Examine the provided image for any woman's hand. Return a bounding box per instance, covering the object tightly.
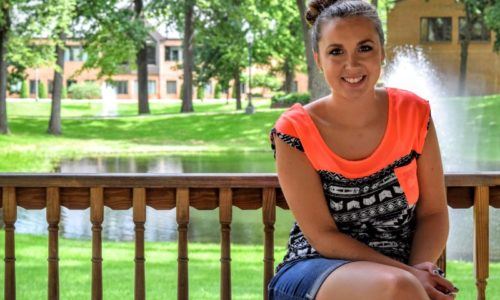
[410,262,458,299]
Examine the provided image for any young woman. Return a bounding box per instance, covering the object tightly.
[268,0,458,299]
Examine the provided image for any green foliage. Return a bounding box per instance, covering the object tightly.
[61,86,67,99]
[246,73,281,91]
[196,85,205,100]
[485,1,500,51]
[38,82,48,99]
[271,92,310,106]
[67,82,101,99]
[214,83,222,99]
[20,80,29,98]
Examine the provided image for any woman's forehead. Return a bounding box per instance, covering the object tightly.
[320,16,379,44]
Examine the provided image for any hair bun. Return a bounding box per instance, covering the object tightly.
[305,0,341,26]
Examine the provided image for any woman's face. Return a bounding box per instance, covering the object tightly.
[314,16,385,99]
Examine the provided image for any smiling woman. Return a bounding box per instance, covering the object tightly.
[267,0,458,300]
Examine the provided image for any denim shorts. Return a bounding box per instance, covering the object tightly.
[268,257,352,300]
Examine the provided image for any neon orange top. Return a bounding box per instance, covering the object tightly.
[270,87,431,270]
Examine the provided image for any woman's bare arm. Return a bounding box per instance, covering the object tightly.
[409,118,449,265]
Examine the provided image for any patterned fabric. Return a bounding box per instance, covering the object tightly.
[270,87,431,272]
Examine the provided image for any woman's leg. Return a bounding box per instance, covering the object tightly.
[315,261,430,300]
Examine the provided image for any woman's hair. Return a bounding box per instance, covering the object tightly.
[305,0,384,53]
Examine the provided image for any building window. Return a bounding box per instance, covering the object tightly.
[148,80,156,95]
[10,81,22,93]
[204,83,212,95]
[110,81,128,94]
[420,17,452,42]
[165,46,181,61]
[292,81,298,93]
[166,80,177,94]
[29,80,37,94]
[147,44,156,65]
[64,46,86,62]
[459,17,490,41]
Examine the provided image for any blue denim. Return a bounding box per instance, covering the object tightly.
[268,258,352,300]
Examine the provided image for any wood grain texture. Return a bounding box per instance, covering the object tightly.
[47,187,60,300]
[474,186,489,300]
[3,187,16,300]
[262,188,276,300]
[176,188,189,300]
[90,187,104,300]
[219,188,232,300]
[133,188,146,300]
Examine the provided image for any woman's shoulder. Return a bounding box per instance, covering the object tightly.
[274,103,309,135]
[387,87,430,108]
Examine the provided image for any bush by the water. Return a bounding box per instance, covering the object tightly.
[38,82,48,99]
[20,80,29,98]
[68,82,101,99]
[271,92,310,107]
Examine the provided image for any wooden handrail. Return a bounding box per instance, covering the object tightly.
[1,173,499,300]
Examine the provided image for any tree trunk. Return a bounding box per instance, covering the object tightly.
[0,2,10,134]
[181,0,195,113]
[48,32,65,135]
[371,0,378,9]
[295,0,330,101]
[459,4,473,96]
[135,0,150,114]
[283,59,295,94]
[234,70,241,110]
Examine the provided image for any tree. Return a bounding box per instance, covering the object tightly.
[458,0,499,95]
[135,0,150,114]
[0,1,12,134]
[295,0,330,101]
[181,0,195,112]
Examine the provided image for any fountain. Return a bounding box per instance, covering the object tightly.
[101,82,118,117]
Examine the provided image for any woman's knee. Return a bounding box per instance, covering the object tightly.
[315,261,429,300]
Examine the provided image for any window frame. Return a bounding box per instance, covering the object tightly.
[420,17,452,43]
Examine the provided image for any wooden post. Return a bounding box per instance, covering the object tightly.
[90,187,104,300]
[133,188,146,300]
[473,186,489,300]
[219,188,232,300]
[176,188,189,300]
[436,247,446,277]
[3,187,16,300]
[47,187,60,300]
[262,188,276,300]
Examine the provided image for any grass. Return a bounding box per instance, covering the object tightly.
[0,99,282,172]
[0,94,498,172]
[0,231,498,299]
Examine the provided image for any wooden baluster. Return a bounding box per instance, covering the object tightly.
[219,188,232,300]
[262,188,276,300]
[176,188,189,300]
[90,187,104,300]
[133,188,146,300]
[3,187,16,300]
[47,187,60,300]
[436,247,446,277]
[473,186,489,300]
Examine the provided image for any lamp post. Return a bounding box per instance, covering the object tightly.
[245,30,254,114]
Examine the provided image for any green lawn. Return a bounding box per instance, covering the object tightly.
[0,94,498,172]
[0,99,282,172]
[0,231,498,299]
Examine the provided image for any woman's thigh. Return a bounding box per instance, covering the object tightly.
[316,261,429,300]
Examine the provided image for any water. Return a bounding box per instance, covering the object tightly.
[4,46,500,262]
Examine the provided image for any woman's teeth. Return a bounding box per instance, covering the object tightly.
[343,76,364,84]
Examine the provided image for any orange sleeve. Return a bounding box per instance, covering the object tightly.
[415,99,431,155]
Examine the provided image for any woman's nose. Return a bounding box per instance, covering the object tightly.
[345,54,361,68]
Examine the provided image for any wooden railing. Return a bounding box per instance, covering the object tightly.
[0,173,499,300]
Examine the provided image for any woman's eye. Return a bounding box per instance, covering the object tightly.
[359,45,373,52]
[329,48,343,56]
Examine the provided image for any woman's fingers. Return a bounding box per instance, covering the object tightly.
[432,275,458,295]
[426,285,456,300]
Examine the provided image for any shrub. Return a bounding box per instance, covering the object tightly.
[61,86,68,99]
[68,82,101,99]
[214,83,222,99]
[271,92,310,108]
[196,85,205,100]
[38,82,48,99]
[20,80,29,98]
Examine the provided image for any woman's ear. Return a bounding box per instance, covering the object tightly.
[313,51,323,73]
